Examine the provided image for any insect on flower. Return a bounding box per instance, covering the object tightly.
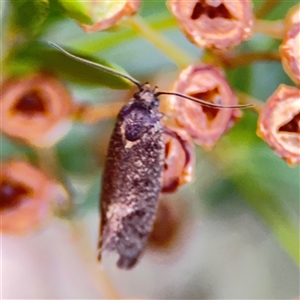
[50,43,252,269]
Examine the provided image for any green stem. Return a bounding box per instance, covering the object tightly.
[68,13,177,53]
[255,0,282,19]
[126,15,195,68]
[236,91,264,114]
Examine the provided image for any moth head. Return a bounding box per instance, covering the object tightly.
[134,83,160,110]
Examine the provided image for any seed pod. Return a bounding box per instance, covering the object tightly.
[167,64,242,149]
[162,125,195,193]
[280,22,300,85]
[0,73,73,147]
[284,3,300,29]
[167,0,253,49]
[0,160,67,235]
[79,0,140,33]
[257,85,300,165]
[98,84,165,269]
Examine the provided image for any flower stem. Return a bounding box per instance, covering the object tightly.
[236,91,264,114]
[70,13,176,53]
[255,0,282,19]
[254,19,286,39]
[74,101,124,124]
[68,218,121,299]
[126,15,195,68]
[220,51,281,68]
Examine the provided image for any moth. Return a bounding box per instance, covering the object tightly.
[51,43,252,269]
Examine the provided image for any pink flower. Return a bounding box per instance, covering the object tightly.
[162,125,195,193]
[1,160,67,235]
[257,85,300,166]
[280,22,300,84]
[0,73,74,147]
[80,1,140,33]
[167,64,241,149]
[167,0,253,49]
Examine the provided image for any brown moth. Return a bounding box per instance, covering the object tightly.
[99,84,165,268]
[50,43,252,269]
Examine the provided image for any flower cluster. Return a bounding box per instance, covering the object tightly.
[1,0,299,264]
[163,1,300,167]
[0,73,73,234]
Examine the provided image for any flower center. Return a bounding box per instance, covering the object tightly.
[189,88,220,121]
[0,179,32,212]
[191,0,233,20]
[13,89,47,116]
[278,111,300,134]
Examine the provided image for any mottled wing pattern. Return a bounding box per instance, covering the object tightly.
[98,103,164,269]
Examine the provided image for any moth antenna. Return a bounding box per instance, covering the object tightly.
[49,42,142,89]
[156,91,253,109]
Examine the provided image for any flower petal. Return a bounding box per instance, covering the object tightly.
[257,85,300,166]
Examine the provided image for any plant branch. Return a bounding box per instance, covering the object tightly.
[220,51,281,68]
[126,15,195,68]
[255,0,282,19]
[254,19,286,39]
[236,91,264,114]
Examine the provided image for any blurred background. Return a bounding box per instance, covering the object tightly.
[1,0,299,299]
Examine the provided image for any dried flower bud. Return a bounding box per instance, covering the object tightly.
[167,0,253,49]
[1,160,67,235]
[280,22,300,84]
[257,85,300,166]
[148,196,187,250]
[0,74,74,147]
[162,125,195,193]
[80,1,140,33]
[285,3,300,29]
[168,64,241,149]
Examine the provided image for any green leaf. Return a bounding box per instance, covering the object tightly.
[57,0,93,25]
[56,125,100,175]
[10,0,50,36]
[7,42,132,89]
[266,0,299,20]
[226,65,252,94]
[0,135,38,164]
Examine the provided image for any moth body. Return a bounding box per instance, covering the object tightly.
[49,42,253,270]
[99,84,165,269]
